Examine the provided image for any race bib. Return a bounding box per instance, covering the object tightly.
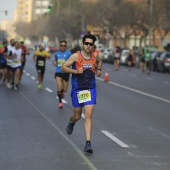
[38,60,44,66]
[7,61,12,65]
[77,90,91,103]
[58,59,65,67]
[14,60,20,64]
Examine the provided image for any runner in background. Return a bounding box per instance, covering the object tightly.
[93,45,101,58]
[33,43,50,89]
[0,39,8,85]
[10,41,22,90]
[20,38,30,82]
[144,49,151,74]
[53,40,72,109]
[6,39,15,88]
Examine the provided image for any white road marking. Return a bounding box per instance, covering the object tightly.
[96,77,170,104]
[45,87,53,93]
[101,130,129,148]
[31,76,36,80]
[129,73,136,77]
[56,96,67,103]
[163,81,170,85]
[26,73,30,76]
[23,70,26,73]
[145,77,153,81]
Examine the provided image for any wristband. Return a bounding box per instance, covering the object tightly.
[97,69,101,71]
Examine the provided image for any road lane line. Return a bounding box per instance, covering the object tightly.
[56,97,67,103]
[19,91,97,170]
[101,130,129,148]
[163,81,170,85]
[31,76,36,80]
[45,87,53,93]
[96,77,170,104]
[145,77,153,81]
[26,73,30,76]
[129,73,136,77]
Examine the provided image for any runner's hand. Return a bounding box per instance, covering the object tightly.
[96,70,101,77]
[76,67,83,74]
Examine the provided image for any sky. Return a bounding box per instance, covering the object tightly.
[0,0,17,23]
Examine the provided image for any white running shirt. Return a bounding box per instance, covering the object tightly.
[7,45,15,66]
[11,48,22,68]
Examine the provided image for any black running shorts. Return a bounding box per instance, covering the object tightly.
[55,73,70,82]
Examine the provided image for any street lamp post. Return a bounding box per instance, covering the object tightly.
[148,0,153,46]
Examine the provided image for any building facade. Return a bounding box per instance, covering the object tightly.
[14,0,51,23]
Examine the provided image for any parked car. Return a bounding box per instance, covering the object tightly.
[157,51,170,73]
[96,43,104,52]
[101,48,115,62]
[120,49,130,64]
[106,48,116,63]
[150,51,164,71]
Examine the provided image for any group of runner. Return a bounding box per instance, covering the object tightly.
[32,34,102,154]
[1,34,102,154]
[0,38,29,90]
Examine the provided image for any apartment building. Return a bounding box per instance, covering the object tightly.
[14,0,51,23]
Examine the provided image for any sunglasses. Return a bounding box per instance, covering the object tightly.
[60,44,66,47]
[84,42,93,46]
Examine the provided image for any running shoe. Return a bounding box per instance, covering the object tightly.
[58,102,63,109]
[66,118,75,135]
[7,83,11,89]
[84,142,93,154]
[14,84,19,91]
[37,84,43,89]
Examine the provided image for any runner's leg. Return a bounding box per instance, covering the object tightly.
[84,105,94,141]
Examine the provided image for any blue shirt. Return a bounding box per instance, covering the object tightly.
[0,53,6,64]
[55,50,72,73]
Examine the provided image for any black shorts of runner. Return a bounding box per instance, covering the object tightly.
[0,63,7,69]
[36,66,45,75]
[21,61,25,68]
[55,73,70,82]
[6,65,11,70]
[114,58,120,61]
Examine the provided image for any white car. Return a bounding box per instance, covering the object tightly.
[120,49,130,64]
[101,48,115,62]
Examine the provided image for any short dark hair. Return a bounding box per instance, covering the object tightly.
[82,34,97,44]
[60,40,67,44]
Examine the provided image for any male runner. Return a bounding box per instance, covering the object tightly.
[61,34,102,154]
[0,39,8,85]
[10,41,22,90]
[53,40,72,109]
[20,39,30,81]
[6,39,15,88]
[33,43,50,89]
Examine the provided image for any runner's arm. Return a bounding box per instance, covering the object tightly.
[32,52,36,63]
[52,54,57,66]
[61,53,83,74]
[45,51,51,59]
[94,52,102,77]
[26,47,30,55]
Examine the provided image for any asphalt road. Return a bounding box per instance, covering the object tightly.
[0,51,170,170]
